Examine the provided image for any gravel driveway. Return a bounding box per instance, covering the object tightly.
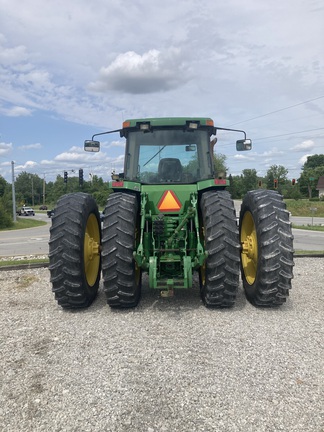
[1,258,323,432]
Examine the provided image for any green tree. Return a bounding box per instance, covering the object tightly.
[14,172,43,206]
[0,202,13,229]
[227,174,243,199]
[298,154,324,198]
[182,152,227,179]
[214,153,228,177]
[281,180,302,199]
[302,154,324,169]
[0,175,8,197]
[266,165,288,192]
[241,169,258,195]
[46,175,67,204]
[88,175,112,207]
[0,178,13,229]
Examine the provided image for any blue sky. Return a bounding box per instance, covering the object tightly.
[0,0,324,183]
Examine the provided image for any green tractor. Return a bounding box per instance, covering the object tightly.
[49,117,294,309]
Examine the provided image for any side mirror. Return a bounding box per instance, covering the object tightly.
[84,140,100,152]
[185,144,196,152]
[236,139,252,151]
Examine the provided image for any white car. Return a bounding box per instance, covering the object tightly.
[17,206,35,216]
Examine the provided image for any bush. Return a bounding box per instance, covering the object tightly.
[0,202,13,229]
[92,190,113,208]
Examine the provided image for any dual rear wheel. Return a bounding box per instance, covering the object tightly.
[199,189,294,307]
[49,192,141,309]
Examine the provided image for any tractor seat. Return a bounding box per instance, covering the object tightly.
[158,158,183,182]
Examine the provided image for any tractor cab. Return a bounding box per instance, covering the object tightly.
[120,118,215,184]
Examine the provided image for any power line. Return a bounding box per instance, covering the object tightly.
[227,95,324,127]
[252,128,324,141]
[216,128,324,147]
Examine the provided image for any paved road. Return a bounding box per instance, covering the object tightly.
[0,212,323,256]
[0,214,51,257]
[291,215,324,226]
[233,200,324,251]
[293,228,324,251]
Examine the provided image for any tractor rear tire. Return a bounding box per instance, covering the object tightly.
[200,190,240,307]
[239,190,294,306]
[49,193,101,309]
[101,192,141,308]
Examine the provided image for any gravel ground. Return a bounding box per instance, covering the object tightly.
[0,258,323,432]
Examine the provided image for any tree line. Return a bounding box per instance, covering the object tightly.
[226,154,324,200]
[0,154,323,229]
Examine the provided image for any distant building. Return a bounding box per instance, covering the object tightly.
[316,176,324,199]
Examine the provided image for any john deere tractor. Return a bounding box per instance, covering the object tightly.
[49,117,294,309]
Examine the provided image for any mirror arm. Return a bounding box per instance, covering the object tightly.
[91,129,122,140]
[215,126,247,139]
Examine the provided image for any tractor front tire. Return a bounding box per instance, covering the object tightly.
[101,192,141,308]
[239,190,294,306]
[200,191,240,307]
[49,193,101,309]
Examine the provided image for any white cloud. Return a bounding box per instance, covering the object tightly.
[234,154,253,160]
[0,141,13,156]
[104,140,125,149]
[260,147,284,157]
[298,154,314,166]
[0,40,28,66]
[55,151,87,162]
[53,146,116,165]
[5,106,32,117]
[290,140,315,152]
[89,48,190,94]
[18,143,42,150]
[18,70,52,89]
[15,160,38,171]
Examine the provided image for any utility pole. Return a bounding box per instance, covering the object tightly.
[31,175,34,207]
[11,161,16,222]
[43,175,46,205]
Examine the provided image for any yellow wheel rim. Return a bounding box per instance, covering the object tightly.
[240,211,258,285]
[84,213,100,287]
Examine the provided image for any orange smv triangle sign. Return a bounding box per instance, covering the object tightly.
[158,190,182,212]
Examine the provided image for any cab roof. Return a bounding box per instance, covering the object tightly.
[122,117,214,129]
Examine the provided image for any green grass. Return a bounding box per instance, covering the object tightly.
[285,199,324,217]
[294,250,324,255]
[292,224,324,231]
[0,257,49,267]
[0,218,47,231]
